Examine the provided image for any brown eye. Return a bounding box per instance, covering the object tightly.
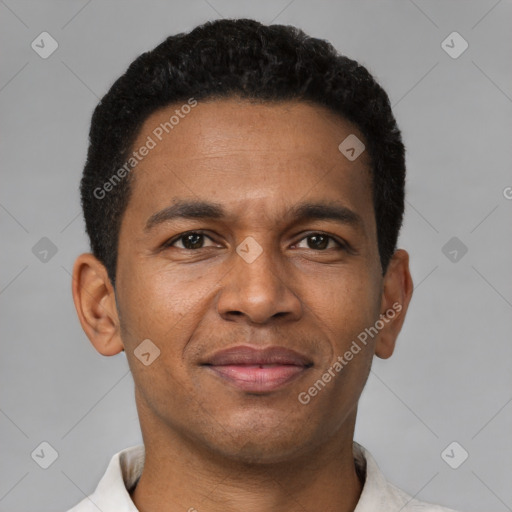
[166,232,216,250]
[295,233,343,251]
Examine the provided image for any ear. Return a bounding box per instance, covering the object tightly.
[71,253,124,356]
[375,249,413,359]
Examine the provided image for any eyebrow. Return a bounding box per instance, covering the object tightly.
[144,199,363,232]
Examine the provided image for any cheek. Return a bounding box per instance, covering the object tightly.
[116,259,218,348]
[303,280,377,409]
[303,269,381,397]
[117,266,206,409]
[309,267,381,334]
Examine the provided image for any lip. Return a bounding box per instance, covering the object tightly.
[202,346,313,393]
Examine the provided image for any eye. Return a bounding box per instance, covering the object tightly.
[294,233,345,251]
[164,231,217,250]
[163,231,347,252]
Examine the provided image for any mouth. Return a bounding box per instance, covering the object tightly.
[202,345,313,393]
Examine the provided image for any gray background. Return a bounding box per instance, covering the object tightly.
[1,1,511,511]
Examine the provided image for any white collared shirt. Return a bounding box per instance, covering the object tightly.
[66,442,459,511]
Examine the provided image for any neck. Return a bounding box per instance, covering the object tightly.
[130,411,364,512]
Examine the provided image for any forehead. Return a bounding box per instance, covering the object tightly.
[134,98,369,162]
[124,98,374,230]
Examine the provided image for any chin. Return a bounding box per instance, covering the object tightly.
[200,417,315,466]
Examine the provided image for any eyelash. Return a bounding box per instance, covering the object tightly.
[163,231,347,251]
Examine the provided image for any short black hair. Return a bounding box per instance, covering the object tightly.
[81,18,405,286]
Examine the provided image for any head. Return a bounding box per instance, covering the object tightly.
[73,19,413,464]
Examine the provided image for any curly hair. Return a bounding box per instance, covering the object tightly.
[80,18,405,286]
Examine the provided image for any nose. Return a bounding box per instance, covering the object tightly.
[216,241,302,325]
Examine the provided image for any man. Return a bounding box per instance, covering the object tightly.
[69,18,459,512]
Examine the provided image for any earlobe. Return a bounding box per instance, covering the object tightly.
[375,249,414,360]
[71,253,124,356]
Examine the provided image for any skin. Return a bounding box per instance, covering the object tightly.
[72,98,413,512]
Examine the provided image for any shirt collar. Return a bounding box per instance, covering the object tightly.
[81,445,144,511]
[73,441,449,512]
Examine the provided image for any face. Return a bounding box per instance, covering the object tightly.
[74,98,412,464]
